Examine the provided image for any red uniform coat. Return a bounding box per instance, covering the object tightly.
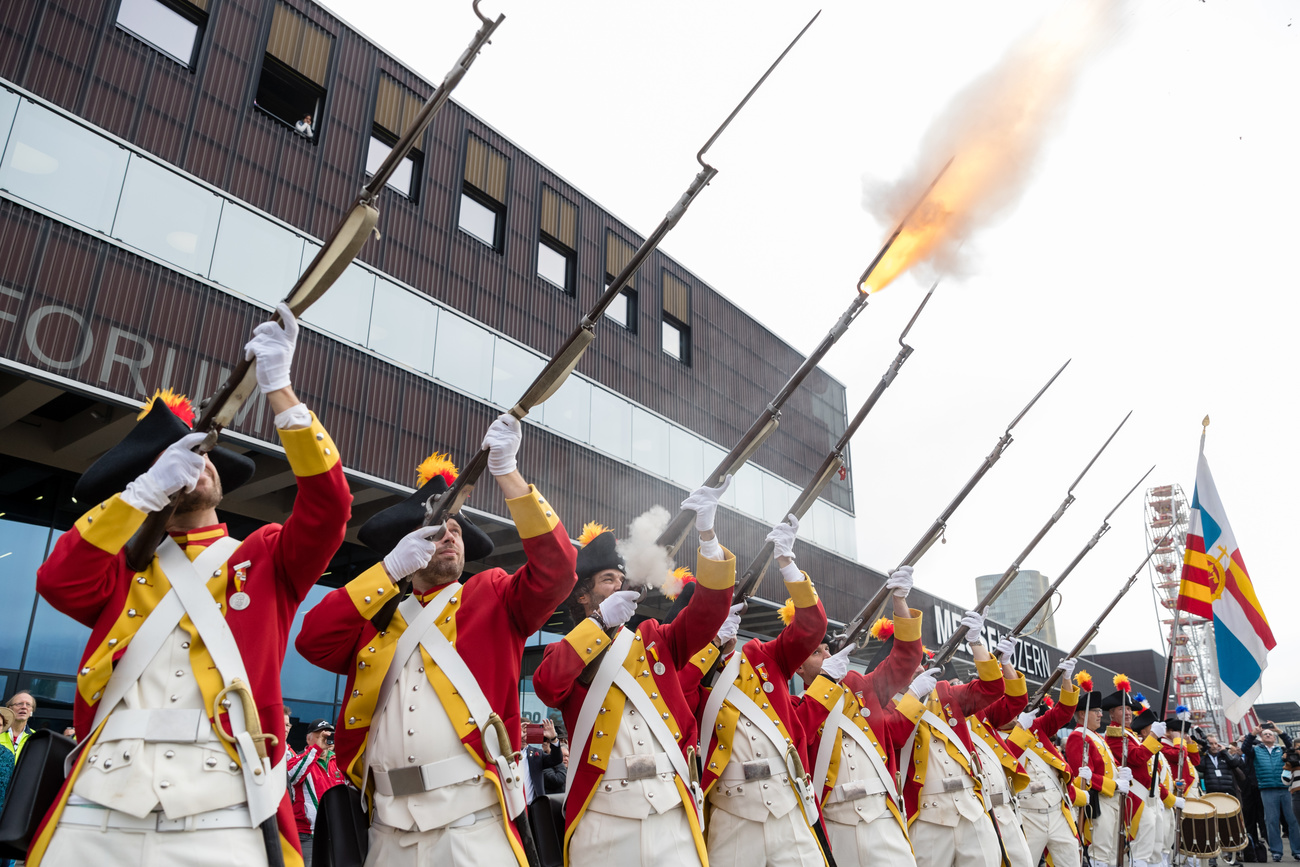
[1064,727,1119,798]
[1105,727,1164,837]
[968,672,1031,794]
[31,414,350,867]
[1161,737,1200,794]
[295,485,575,866]
[1004,685,1088,833]
[532,548,735,865]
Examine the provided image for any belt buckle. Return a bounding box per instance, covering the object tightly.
[743,759,773,781]
[387,765,426,797]
[1029,782,1048,794]
[990,791,1006,806]
[624,755,658,781]
[943,777,965,793]
[155,814,187,833]
[840,780,868,801]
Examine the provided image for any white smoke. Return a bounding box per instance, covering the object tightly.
[617,506,675,591]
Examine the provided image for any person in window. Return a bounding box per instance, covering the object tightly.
[1,692,35,758]
[295,114,314,139]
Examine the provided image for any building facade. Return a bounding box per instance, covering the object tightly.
[976,568,1058,646]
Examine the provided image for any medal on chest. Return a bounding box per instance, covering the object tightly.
[756,662,775,693]
[229,560,252,610]
[646,640,666,676]
[944,702,958,728]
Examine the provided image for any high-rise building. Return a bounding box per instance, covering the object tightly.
[975,569,1057,646]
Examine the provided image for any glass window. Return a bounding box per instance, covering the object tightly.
[811,500,837,550]
[280,584,343,704]
[761,471,791,525]
[458,193,498,248]
[543,376,590,443]
[661,320,683,360]
[26,597,91,676]
[491,338,546,415]
[433,312,494,398]
[0,519,50,669]
[367,278,438,372]
[605,288,630,329]
[302,259,374,345]
[732,463,763,518]
[834,509,858,560]
[116,0,201,67]
[0,87,20,149]
[589,388,632,461]
[366,136,416,199]
[114,155,223,275]
[208,204,306,305]
[668,427,703,489]
[0,102,130,234]
[537,240,570,292]
[630,407,670,479]
[701,444,733,507]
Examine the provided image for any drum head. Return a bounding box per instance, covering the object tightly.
[1204,793,1242,817]
[1183,798,1217,818]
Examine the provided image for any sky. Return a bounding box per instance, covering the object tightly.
[319,0,1300,708]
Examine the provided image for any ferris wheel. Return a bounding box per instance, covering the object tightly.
[1144,484,1225,736]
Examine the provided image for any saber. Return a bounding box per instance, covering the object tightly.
[656,158,955,557]
[833,359,1069,652]
[732,282,937,602]
[1003,461,1153,642]
[125,0,505,570]
[928,411,1132,667]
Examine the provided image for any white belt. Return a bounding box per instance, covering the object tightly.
[98,709,211,744]
[604,753,674,782]
[60,804,253,833]
[923,774,975,795]
[719,756,786,784]
[1130,781,1150,799]
[372,753,483,797]
[449,807,498,829]
[826,775,888,804]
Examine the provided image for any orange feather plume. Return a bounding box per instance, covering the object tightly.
[1112,673,1131,692]
[870,618,895,640]
[415,452,458,488]
[778,598,796,626]
[577,521,612,547]
[137,388,195,427]
[1074,669,1094,691]
[661,567,695,601]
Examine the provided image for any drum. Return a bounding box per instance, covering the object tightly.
[1204,792,1248,852]
[1180,798,1220,858]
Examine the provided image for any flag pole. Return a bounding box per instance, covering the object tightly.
[1160,417,1208,720]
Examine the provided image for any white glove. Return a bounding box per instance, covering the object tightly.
[383,525,442,579]
[1115,766,1133,783]
[482,413,522,476]
[597,589,640,629]
[1115,778,1131,795]
[821,645,854,682]
[1017,710,1038,731]
[681,476,731,533]
[1150,721,1168,738]
[766,514,800,559]
[122,431,208,511]
[244,303,298,393]
[1057,657,1077,679]
[716,603,744,644]
[1175,796,1186,810]
[995,635,1019,664]
[885,565,914,599]
[959,609,986,646]
[1079,766,1093,785]
[908,667,941,699]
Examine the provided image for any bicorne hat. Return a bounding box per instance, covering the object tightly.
[357,452,494,562]
[575,523,625,584]
[74,390,255,506]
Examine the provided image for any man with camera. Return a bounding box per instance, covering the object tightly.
[1198,732,1243,800]
[1243,722,1300,862]
[288,719,346,863]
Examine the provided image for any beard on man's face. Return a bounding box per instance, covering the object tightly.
[173,471,223,515]
[413,551,464,585]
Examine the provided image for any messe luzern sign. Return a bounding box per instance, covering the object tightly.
[931,601,1056,681]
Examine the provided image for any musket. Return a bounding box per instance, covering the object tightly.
[655,157,956,557]
[1027,528,1177,708]
[732,282,937,601]
[1002,460,1152,642]
[366,12,822,628]
[832,359,1070,653]
[928,410,1132,668]
[125,1,505,571]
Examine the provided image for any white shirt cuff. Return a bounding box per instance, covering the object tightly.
[274,402,311,430]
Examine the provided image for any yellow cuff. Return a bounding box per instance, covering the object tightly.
[695,546,736,590]
[894,608,923,642]
[76,494,148,555]
[507,485,560,539]
[279,413,340,476]
[807,676,842,711]
[894,692,927,724]
[692,643,720,674]
[564,618,611,665]
[1009,726,1036,750]
[345,563,401,618]
[1005,673,1028,697]
[1100,776,1116,797]
[785,574,818,608]
[1058,683,1080,707]
[1142,734,1162,753]
[976,657,1003,682]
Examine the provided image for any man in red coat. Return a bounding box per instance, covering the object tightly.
[697,513,829,866]
[296,417,577,867]
[532,479,736,867]
[32,305,351,867]
[791,567,924,867]
[1063,680,1121,867]
[966,639,1034,867]
[1103,689,1166,867]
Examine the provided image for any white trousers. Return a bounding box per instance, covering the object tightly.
[365,807,518,867]
[992,804,1035,867]
[823,813,915,867]
[1088,794,1123,866]
[1131,799,1165,867]
[705,806,824,867]
[1023,805,1082,867]
[568,804,703,867]
[42,821,268,866]
[909,813,1002,867]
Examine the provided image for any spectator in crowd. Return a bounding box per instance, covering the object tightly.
[287,719,345,864]
[295,114,314,138]
[544,741,569,795]
[61,727,76,739]
[521,718,563,806]
[1285,741,1300,838]
[0,692,35,758]
[0,707,15,803]
[1243,722,1300,861]
[1201,731,1245,798]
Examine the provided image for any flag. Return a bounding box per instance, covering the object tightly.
[1177,449,1275,722]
